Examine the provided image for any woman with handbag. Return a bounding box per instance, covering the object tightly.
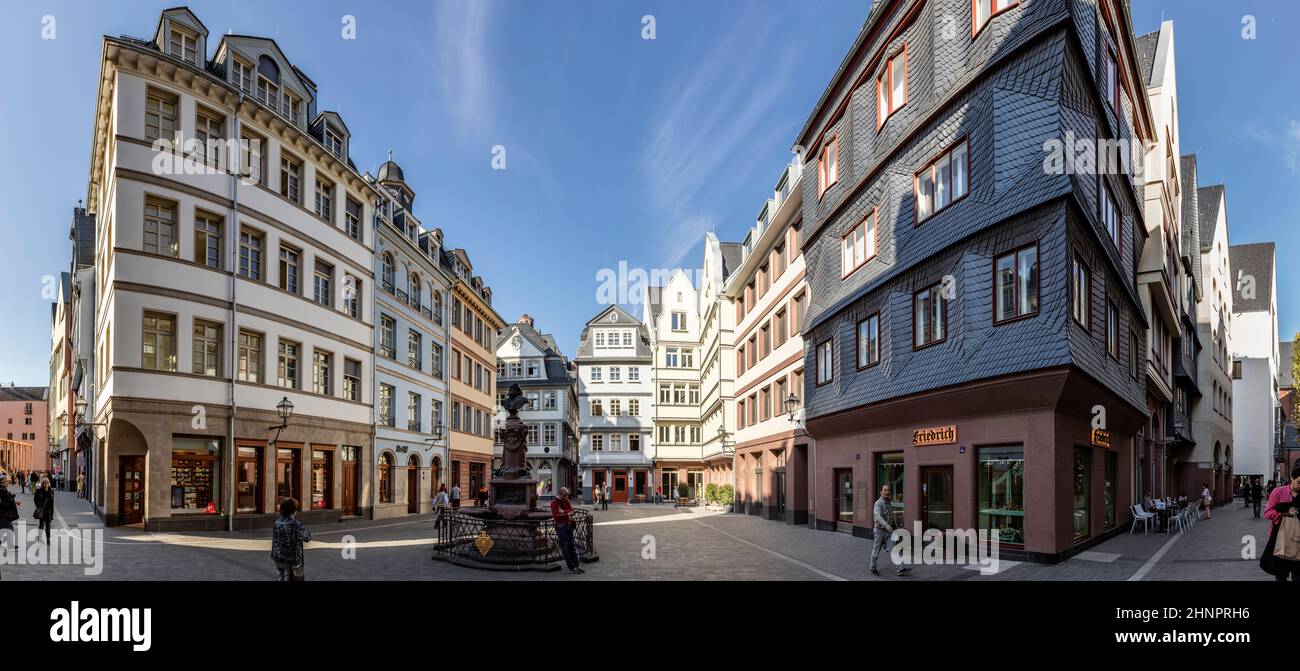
[271,497,312,581]
[1261,467,1300,581]
[33,477,54,544]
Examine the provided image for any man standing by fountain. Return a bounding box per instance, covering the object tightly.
[550,487,584,575]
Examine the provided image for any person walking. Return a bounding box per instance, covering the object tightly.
[593,484,602,510]
[28,471,38,492]
[433,483,449,509]
[271,498,311,581]
[550,487,583,575]
[868,484,911,577]
[1201,484,1213,519]
[478,483,489,507]
[76,472,85,499]
[1252,479,1265,519]
[0,474,18,532]
[33,477,55,545]
[450,483,462,509]
[602,483,611,511]
[17,471,25,495]
[1262,467,1300,581]
[655,485,662,505]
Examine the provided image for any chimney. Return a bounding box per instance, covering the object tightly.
[518,314,534,328]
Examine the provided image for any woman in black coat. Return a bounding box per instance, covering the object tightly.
[33,477,54,544]
[0,474,18,531]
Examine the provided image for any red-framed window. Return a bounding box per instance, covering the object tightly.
[915,138,969,223]
[1100,180,1121,250]
[857,312,881,368]
[877,45,907,128]
[913,283,948,349]
[818,136,839,198]
[815,338,834,385]
[841,208,878,278]
[1070,254,1091,330]
[993,243,1039,324]
[973,0,1019,37]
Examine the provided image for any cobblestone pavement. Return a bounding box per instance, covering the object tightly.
[0,489,1273,581]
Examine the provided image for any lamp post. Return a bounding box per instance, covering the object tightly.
[784,392,815,529]
[425,420,447,490]
[269,396,294,446]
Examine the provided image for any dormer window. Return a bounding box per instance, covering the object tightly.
[168,27,198,64]
[232,57,253,94]
[255,56,280,109]
[282,91,301,125]
[876,45,907,127]
[324,126,345,158]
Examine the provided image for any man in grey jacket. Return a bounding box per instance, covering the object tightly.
[869,485,911,576]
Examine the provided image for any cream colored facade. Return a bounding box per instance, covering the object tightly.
[446,255,504,501]
[85,8,377,529]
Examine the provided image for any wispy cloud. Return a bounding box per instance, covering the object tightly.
[1284,120,1300,174]
[433,0,496,140]
[641,12,799,267]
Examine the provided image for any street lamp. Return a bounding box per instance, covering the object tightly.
[717,425,734,455]
[784,393,801,424]
[269,396,294,446]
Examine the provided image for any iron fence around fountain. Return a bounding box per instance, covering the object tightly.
[432,509,596,569]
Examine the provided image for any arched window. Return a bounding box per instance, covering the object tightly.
[381,252,395,291]
[410,272,422,308]
[378,452,394,504]
[432,290,444,325]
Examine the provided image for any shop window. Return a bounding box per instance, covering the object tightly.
[312,450,333,510]
[236,445,262,514]
[978,446,1024,545]
[1073,447,1091,539]
[171,437,221,514]
[276,447,301,505]
[1104,451,1117,529]
[378,452,394,504]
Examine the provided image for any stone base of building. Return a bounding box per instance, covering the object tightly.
[806,366,1145,563]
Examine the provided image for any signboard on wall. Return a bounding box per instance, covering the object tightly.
[913,425,957,447]
[1091,429,1112,449]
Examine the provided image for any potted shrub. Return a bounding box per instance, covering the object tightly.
[676,482,691,506]
[718,484,735,513]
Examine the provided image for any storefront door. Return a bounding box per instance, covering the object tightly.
[662,471,678,499]
[407,461,420,514]
[612,470,628,502]
[340,446,359,517]
[833,468,853,532]
[634,470,647,500]
[118,455,145,525]
[774,469,786,516]
[922,466,954,531]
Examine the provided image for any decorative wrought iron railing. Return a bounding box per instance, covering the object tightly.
[432,509,595,567]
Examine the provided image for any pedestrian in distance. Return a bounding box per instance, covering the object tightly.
[602,483,611,510]
[869,484,911,577]
[593,484,602,510]
[271,497,311,581]
[33,477,55,545]
[1262,467,1300,581]
[1201,484,1213,519]
[550,487,583,575]
[76,472,85,499]
[0,474,18,532]
[433,483,449,509]
[1252,478,1265,519]
[451,483,462,509]
[478,483,489,507]
[655,485,663,505]
[17,471,25,495]
[29,471,37,492]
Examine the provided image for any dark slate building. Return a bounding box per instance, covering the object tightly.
[794,0,1154,561]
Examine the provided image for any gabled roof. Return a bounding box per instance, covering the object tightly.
[0,386,48,403]
[574,306,653,361]
[212,34,314,101]
[1134,30,1158,86]
[584,305,641,328]
[153,6,208,42]
[1198,184,1225,252]
[1229,242,1275,313]
[1180,154,1203,291]
[719,243,744,282]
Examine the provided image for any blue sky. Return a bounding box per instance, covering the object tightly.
[0,0,1295,385]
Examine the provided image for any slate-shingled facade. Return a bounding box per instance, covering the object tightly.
[794,0,1154,562]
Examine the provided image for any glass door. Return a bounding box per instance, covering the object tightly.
[834,469,853,532]
[921,466,953,531]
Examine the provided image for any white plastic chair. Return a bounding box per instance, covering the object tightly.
[1129,504,1153,534]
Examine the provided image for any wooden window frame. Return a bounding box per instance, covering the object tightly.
[972,0,1019,38]
[992,242,1040,325]
[913,137,970,225]
[841,208,879,279]
[818,135,839,198]
[1070,253,1091,331]
[912,282,949,350]
[856,312,881,369]
[815,338,834,386]
[876,44,908,129]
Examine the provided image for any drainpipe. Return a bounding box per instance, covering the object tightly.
[226,92,244,532]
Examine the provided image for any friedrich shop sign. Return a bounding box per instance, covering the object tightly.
[912,425,957,447]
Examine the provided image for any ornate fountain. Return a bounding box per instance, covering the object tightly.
[431,384,597,570]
